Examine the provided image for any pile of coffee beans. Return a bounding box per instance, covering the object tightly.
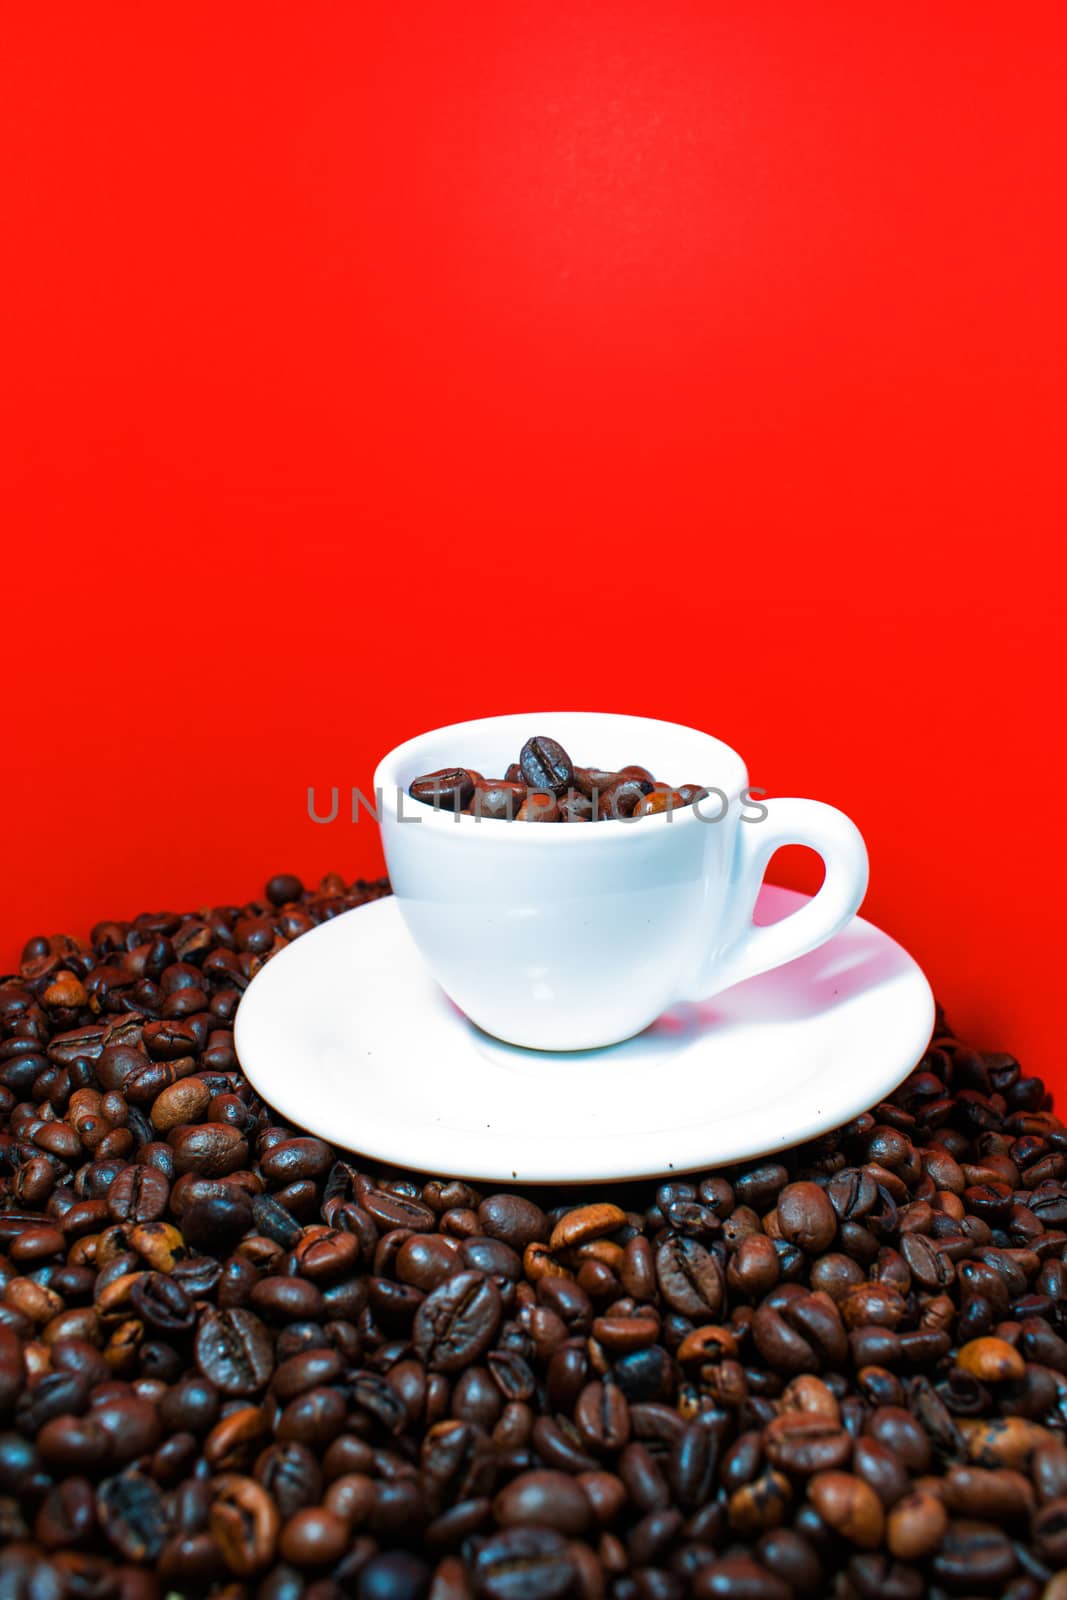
[408,736,708,821]
[2,871,1067,1600]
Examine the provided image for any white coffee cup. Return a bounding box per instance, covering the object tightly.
[374,711,869,1051]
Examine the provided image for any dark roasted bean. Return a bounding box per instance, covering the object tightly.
[36,1476,96,1548]
[493,1470,591,1534]
[405,739,702,822]
[96,1472,167,1561]
[2,875,1067,1597]
[515,791,558,822]
[519,737,575,797]
[473,1526,575,1600]
[257,1441,324,1519]
[414,1273,502,1373]
[479,1195,548,1249]
[106,1164,170,1224]
[261,1137,334,1183]
[596,777,655,820]
[930,1521,1017,1588]
[37,1412,112,1471]
[251,1275,327,1322]
[764,1413,852,1475]
[209,1470,280,1574]
[409,770,478,812]
[574,1379,630,1453]
[195,1307,274,1394]
[808,1471,885,1547]
[278,1504,349,1567]
[359,1551,431,1600]
[655,1236,724,1318]
[691,1557,791,1600]
[776,1183,837,1253]
[169,1122,249,1176]
[472,781,528,820]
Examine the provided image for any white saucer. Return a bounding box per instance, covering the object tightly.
[235,887,934,1184]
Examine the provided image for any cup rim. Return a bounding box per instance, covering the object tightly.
[373,710,748,842]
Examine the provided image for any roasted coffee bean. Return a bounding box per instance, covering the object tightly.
[549,1203,625,1252]
[130,1271,195,1332]
[414,1273,502,1373]
[257,1441,324,1519]
[94,1395,163,1463]
[106,1165,170,1224]
[277,1385,347,1446]
[266,875,304,907]
[670,1418,725,1510]
[519,737,575,797]
[655,1236,724,1318]
[591,1312,658,1354]
[397,1233,462,1292]
[900,1231,956,1288]
[941,1463,1034,1520]
[169,1122,249,1176]
[852,1437,910,1506]
[930,1521,1017,1588]
[252,1274,328,1322]
[361,1187,436,1233]
[596,777,654,820]
[808,1471,885,1547]
[294,1229,360,1281]
[472,1526,575,1600]
[37,1412,112,1471]
[574,1380,630,1452]
[515,792,558,822]
[472,782,528,821]
[568,767,612,800]
[449,1365,501,1428]
[493,1470,591,1534]
[409,739,701,822]
[409,770,477,812]
[633,789,691,818]
[210,1471,281,1575]
[253,1192,304,1248]
[764,1414,852,1475]
[272,1348,345,1401]
[557,791,593,822]
[4,875,1067,1597]
[728,1466,791,1536]
[886,1487,948,1559]
[96,1472,167,1562]
[776,1183,837,1253]
[1032,1440,1067,1502]
[181,1189,253,1252]
[462,1236,522,1284]
[195,1307,274,1394]
[278,1504,349,1567]
[956,1334,1026,1381]
[15,1369,91,1434]
[261,1137,334,1183]
[151,1076,211,1131]
[691,1556,791,1599]
[358,1552,431,1600]
[475,1195,545,1249]
[35,1476,96,1548]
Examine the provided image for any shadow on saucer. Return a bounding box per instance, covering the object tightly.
[447,921,908,1068]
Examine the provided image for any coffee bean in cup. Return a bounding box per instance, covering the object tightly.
[409,734,709,820]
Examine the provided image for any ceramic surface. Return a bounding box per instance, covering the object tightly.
[235,887,934,1183]
[374,711,870,1050]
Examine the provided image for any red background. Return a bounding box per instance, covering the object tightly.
[2,5,1064,1081]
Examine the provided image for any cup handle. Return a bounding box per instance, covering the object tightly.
[679,797,869,1001]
